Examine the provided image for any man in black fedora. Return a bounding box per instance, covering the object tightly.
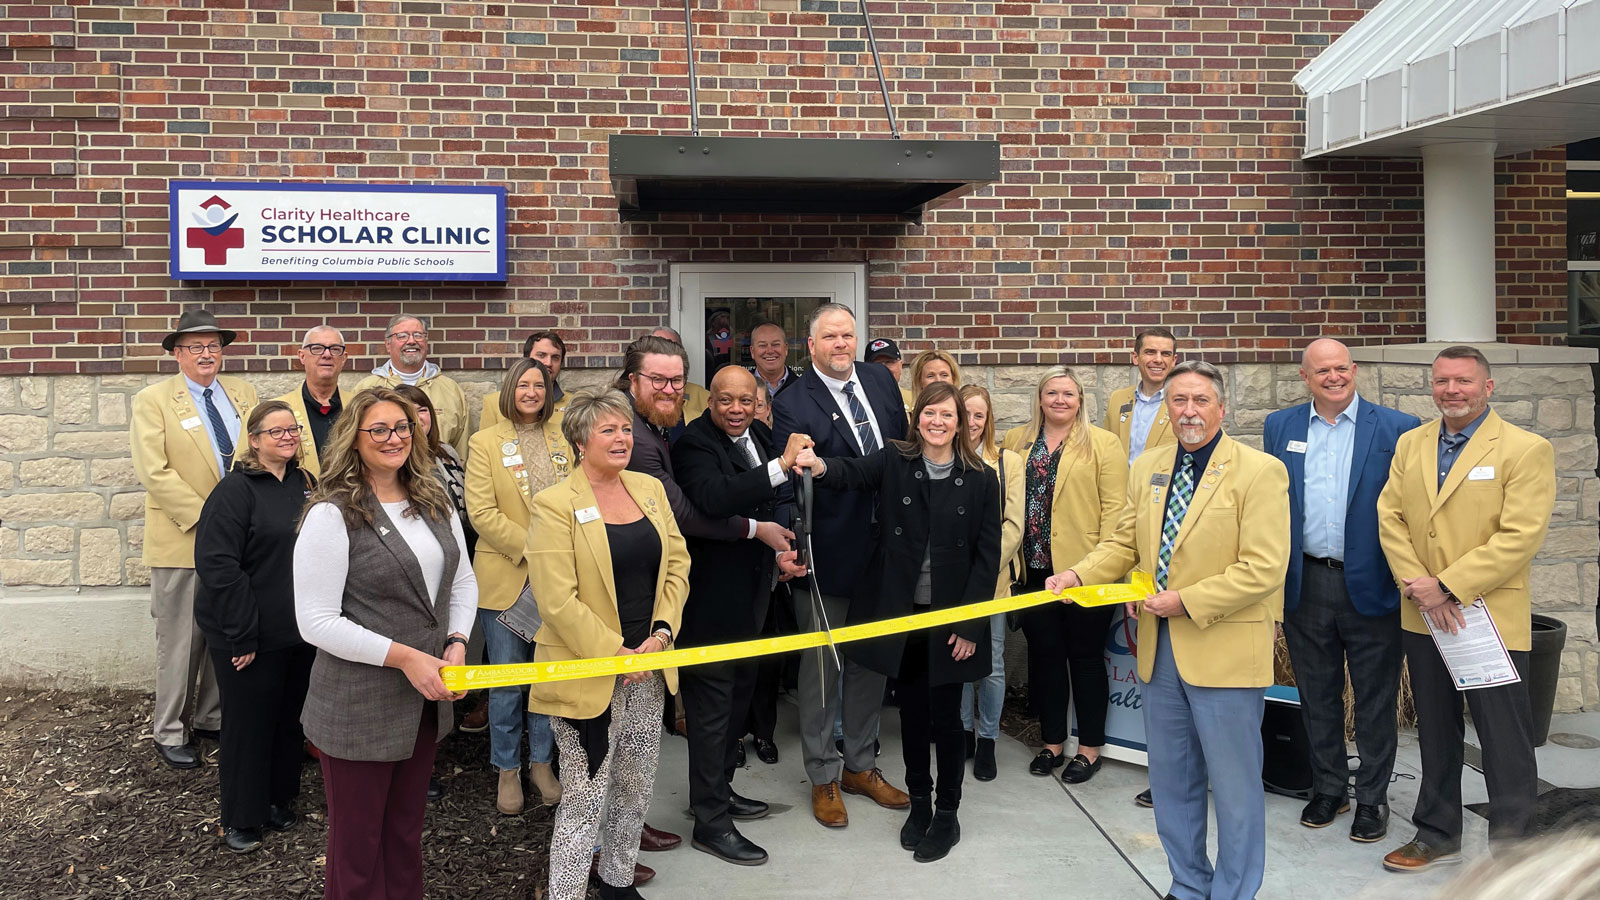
[131,309,258,769]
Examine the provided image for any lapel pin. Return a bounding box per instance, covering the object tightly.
[379,526,390,536]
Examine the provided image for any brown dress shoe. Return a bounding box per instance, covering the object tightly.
[840,767,911,810]
[812,781,848,828]
[459,697,489,733]
[1382,839,1461,873]
[639,822,682,851]
[590,856,655,885]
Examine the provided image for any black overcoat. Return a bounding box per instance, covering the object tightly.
[814,447,1001,686]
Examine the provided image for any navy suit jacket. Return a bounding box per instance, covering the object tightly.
[1262,397,1421,616]
[772,362,907,597]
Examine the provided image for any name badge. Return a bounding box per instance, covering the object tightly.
[1286,440,1307,454]
[575,506,601,524]
[1468,465,1495,481]
[180,416,203,431]
[502,454,523,467]
[1149,473,1170,487]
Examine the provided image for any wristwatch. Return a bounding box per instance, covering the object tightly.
[444,635,469,651]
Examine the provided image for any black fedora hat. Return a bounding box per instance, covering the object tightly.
[161,309,238,351]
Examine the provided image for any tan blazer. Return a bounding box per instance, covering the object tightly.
[131,373,259,568]
[480,389,571,431]
[271,384,349,479]
[354,368,469,451]
[984,446,1026,594]
[683,381,709,424]
[465,417,572,611]
[1376,409,1555,651]
[1071,433,1290,688]
[1001,422,1129,575]
[526,468,689,720]
[1103,384,1177,460]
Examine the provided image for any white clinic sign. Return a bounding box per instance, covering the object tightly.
[169,181,507,282]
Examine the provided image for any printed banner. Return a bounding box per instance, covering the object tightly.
[168,181,507,282]
[442,573,1155,692]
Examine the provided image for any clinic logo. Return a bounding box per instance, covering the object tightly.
[185,195,244,265]
[1105,607,1138,657]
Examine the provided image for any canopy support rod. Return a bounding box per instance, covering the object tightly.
[859,0,900,138]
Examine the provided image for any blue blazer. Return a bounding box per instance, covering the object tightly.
[1262,398,1421,616]
[772,362,907,597]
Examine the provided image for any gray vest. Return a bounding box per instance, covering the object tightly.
[301,495,460,762]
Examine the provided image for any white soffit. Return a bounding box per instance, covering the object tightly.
[1295,0,1600,158]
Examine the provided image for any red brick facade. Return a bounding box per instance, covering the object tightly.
[0,0,1572,376]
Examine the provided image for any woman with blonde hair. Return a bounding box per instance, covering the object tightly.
[956,384,1024,783]
[1000,366,1127,783]
[909,349,962,391]
[293,387,478,900]
[528,388,689,900]
[466,358,570,815]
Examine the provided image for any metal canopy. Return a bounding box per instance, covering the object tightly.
[608,135,1001,221]
[1294,0,1600,158]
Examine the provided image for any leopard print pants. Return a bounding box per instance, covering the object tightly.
[547,675,664,900]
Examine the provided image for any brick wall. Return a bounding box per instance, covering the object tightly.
[0,0,1573,376]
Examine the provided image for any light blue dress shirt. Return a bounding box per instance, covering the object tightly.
[1127,385,1165,463]
[184,374,241,478]
[1302,393,1359,561]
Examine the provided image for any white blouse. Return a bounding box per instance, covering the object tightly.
[294,499,478,666]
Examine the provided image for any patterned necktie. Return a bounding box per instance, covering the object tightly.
[840,381,879,455]
[202,387,234,474]
[737,435,761,470]
[1155,452,1196,591]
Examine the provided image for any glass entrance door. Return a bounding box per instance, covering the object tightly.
[672,264,868,387]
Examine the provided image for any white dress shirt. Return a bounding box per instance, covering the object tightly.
[813,365,885,455]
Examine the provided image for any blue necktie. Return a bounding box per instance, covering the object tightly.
[840,381,879,455]
[203,387,234,473]
[1156,453,1195,591]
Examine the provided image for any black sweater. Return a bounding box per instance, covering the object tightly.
[193,461,314,656]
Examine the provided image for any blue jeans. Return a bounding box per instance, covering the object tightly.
[478,607,553,771]
[959,613,1007,739]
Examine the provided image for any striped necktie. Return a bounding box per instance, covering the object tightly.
[202,387,234,474]
[840,381,879,455]
[1155,452,1195,591]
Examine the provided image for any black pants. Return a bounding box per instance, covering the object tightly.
[1282,560,1402,805]
[745,586,794,743]
[1018,567,1115,746]
[680,659,758,834]
[1404,630,1538,847]
[208,642,315,829]
[898,631,966,812]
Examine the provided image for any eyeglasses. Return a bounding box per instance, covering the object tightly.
[252,424,304,439]
[303,343,346,357]
[176,342,222,355]
[639,373,687,392]
[358,422,413,442]
[387,331,427,341]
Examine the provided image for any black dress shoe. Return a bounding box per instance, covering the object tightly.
[427,776,445,801]
[972,738,997,782]
[192,728,221,742]
[266,805,298,833]
[900,793,933,850]
[691,828,768,866]
[963,730,976,760]
[728,791,770,821]
[734,739,746,768]
[1060,754,1102,785]
[597,882,645,900]
[155,742,200,770]
[1350,803,1389,843]
[1299,792,1351,828]
[1135,788,1154,808]
[1028,749,1064,776]
[753,738,779,765]
[913,809,961,863]
[224,826,263,854]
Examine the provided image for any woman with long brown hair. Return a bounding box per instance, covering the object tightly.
[293,387,478,900]
[793,381,1000,863]
[1001,366,1127,783]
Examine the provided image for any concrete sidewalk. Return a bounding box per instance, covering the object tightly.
[636,701,1503,900]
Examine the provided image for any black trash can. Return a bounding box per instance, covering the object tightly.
[1528,614,1567,747]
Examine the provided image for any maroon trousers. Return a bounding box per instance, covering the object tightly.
[319,708,438,900]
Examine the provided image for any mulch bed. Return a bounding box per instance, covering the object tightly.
[0,689,560,899]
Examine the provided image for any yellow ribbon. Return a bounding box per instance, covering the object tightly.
[442,573,1153,692]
